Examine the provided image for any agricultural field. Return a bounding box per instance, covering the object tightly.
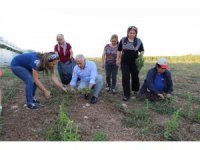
[0,56,200,141]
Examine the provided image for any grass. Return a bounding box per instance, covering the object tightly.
[149,96,177,115]
[0,117,3,134]
[193,108,200,123]
[164,110,180,140]
[0,68,15,79]
[45,102,80,141]
[122,100,151,128]
[1,55,200,141]
[92,132,108,141]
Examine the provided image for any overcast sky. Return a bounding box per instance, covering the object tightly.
[0,0,200,57]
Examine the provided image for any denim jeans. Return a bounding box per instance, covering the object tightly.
[105,63,118,89]
[11,66,37,105]
[77,74,103,98]
[57,60,76,85]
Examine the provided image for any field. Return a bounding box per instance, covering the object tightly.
[0,56,200,141]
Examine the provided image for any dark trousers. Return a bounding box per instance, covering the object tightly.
[105,63,118,89]
[57,60,76,85]
[121,62,140,97]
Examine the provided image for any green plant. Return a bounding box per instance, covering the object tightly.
[0,69,15,79]
[122,100,151,128]
[136,55,144,71]
[45,103,80,141]
[180,94,193,119]
[193,108,200,123]
[0,117,3,134]
[78,88,92,95]
[150,96,177,115]
[164,110,180,140]
[2,84,19,102]
[93,132,108,141]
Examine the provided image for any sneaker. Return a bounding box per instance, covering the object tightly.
[90,96,98,104]
[84,94,89,100]
[27,103,39,110]
[122,96,130,101]
[33,98,40,104]
[112,89,116,94]
[134,91,138,95]
[105,86,111,92]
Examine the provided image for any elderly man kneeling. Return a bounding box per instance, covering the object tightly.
[69,54,103,104]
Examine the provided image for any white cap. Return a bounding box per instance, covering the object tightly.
[157,58,168,69]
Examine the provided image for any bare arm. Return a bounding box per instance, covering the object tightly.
[32,69,51,99]
[116,51,122,65]
[102,50,106,68]
[50,69,65,90]
[33,69,48,93]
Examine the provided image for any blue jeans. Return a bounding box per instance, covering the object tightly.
[77,74,103,98]
[11,66,36,105]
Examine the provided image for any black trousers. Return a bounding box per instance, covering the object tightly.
[105,63,118,89]
[121,61,140,97]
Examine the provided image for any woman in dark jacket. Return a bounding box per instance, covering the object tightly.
[117,26,144,101]
[139,58,173,101]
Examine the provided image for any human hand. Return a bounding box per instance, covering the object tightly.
[166,93,172,98]
[158,93,165,100]
[101,63,105,69]
[44,90,52,100]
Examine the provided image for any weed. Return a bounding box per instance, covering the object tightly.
[0,117,3,134]
[45,103,80,141]
[92,132,108,141]
[136,55,144,71]
[78,88,92,95]
[150,96,177,115]
[193,108,200,123]
[164,110,180,140]
[180,94,193,119]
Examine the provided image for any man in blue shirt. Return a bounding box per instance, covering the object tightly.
[138,58,173,101]
[70,54,103,104]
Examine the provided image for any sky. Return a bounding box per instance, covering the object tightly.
[0,0,200,57]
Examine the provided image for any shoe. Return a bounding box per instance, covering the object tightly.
[112,89,116,94]
[33,98,40,104]
[90,96,98,104]
[105,86,111,92]
[84,94,89,99]
[27,103,39,110]
[122,96,130,101]
[133,91,138,96]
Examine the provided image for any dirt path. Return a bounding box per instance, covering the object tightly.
[0,80,59,141]
[69,92,147,141]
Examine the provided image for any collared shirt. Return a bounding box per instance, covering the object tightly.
[70,60,98,87]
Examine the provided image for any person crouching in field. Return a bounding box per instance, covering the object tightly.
[0,69,3,115]
[69,54,103,104]
[11,52,67,110]
[102,34,119,94]
[138,58,173,101]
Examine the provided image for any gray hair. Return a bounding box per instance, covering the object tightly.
[75,54,86,61]
[56,34,64,39]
